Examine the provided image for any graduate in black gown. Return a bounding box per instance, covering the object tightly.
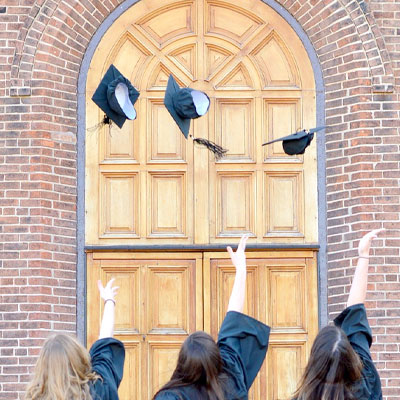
[292,229,384,400]
[25,279,124,400]
[153,235,271,400]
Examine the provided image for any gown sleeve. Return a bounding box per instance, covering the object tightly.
[217,311,270,395]
[89,337,125,400]
[334,303,382,400]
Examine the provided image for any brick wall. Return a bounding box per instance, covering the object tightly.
[0,0,399,399]
[0,132,77,397]
[365,1,400,396]
[0,0,81,397]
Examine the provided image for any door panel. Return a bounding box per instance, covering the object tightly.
[267,343,306,400]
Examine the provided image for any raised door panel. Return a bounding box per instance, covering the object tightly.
[118,341,142,400]
[104,269,140,333]
[251,32,299,87]
[111,33,151,82]
[267,267,306,331]
[267,343,306,400]
[147,265,190,333]
[135,2,196,47]
[205,1,264,45]
[210,261,260,326]
[167,44,197,80]
[101,122,136,161]
[100,172,139,238]
[148,339,184,397]
[264,171,304,238]
[215,98,255,161]
[148,99,186,162]
[215,171,256,237]
[148,172,187,237]
[214,62,256,90]
[263,100,301,161]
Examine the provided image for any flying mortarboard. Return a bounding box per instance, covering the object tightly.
[164,75,228,159]
[91,64,140,129]
[262,126,326,155]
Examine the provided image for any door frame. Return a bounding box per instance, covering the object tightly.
[76,0,327,343]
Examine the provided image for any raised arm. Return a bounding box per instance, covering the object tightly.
[347,229,384,308]
[227,234,249,313]
[97,278,119,339]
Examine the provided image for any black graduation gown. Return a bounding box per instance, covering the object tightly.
[334,303,382,400]
[89,337,125,400]
[154,311,271,400]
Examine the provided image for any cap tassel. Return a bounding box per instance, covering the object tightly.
[193,138,228,160]
[87,115,112,132]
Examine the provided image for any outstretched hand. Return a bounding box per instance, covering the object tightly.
[227,234,249,274]
[97,278,119,302]
[97,278,118,339]
[358,229,385,257]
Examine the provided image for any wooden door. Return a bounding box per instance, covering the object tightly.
[205,250,318,400]
[87,252,203,399]
[85,0,317,246]
[85,0,319,398]
[88,249,317,399]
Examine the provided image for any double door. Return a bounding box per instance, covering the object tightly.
[86,0,320,397]
[87,249,317,400]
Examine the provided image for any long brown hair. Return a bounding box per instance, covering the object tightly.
[293,325,363,400]
[153,331,228,400]
[25,333,98,400]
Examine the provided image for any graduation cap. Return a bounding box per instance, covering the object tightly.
[262,126,326,155]
[92,64,140,129]
[164,75,228,160]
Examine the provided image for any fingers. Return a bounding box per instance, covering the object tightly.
[98,278,119,299]
[238,234,250,251]
[363,228,385,243]
[112,286,119,294]
[227,234,250,258]
[370,228,385,237]
[105,278,115,289]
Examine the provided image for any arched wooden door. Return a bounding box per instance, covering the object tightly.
[85,0,319,398]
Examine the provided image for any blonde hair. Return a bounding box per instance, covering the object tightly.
[25,333,98,400]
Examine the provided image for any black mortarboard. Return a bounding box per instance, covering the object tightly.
[262,126,326,155]
[92,64,140,129]
[164,74,210,137]
[164,75,228,159]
